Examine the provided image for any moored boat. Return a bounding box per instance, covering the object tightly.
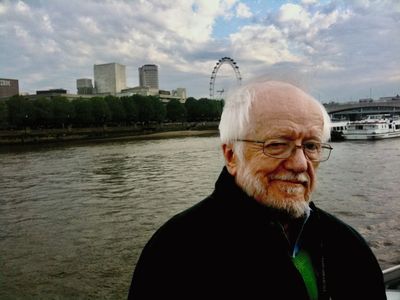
[330,120,349,141]
[342,115,400,140]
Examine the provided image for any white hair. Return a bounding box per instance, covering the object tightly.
[218,81,331,146]
[218,85,256,144]
[316,101,332,143]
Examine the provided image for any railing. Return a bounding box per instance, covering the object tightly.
[384,264,400,290]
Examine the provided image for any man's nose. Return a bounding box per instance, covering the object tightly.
[283,146,308,172]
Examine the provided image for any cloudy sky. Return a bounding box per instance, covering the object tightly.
[1,0,399,102]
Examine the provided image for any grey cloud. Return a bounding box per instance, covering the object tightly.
[1,0,399,100]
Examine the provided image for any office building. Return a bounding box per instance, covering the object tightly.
[77,78,94,95]
[0,78,19,98]
[94,63,126,95]
[139,64,159,89]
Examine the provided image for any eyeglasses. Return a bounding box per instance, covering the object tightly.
[236,139,333,162]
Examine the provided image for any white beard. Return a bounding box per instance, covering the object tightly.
[235,163,311,218]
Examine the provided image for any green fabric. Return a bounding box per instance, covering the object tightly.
[292,250,318,300]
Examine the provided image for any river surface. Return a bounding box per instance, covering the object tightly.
[1,135,399,299]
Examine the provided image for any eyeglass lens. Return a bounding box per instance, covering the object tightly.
[263,141,331,161]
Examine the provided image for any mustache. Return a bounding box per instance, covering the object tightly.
[268,172,309,184]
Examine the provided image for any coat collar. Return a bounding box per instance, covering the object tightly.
[212,167,313,253]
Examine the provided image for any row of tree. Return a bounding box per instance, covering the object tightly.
[0,94,224,129]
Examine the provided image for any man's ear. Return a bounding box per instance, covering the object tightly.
[222,143,238,176]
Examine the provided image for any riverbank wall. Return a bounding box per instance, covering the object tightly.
[0,122,220,145]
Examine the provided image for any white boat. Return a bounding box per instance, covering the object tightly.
[342,115,400,140]
[330,120,349,141]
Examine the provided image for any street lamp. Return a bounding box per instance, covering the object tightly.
[102,114,106,136]
[24,114,28,135]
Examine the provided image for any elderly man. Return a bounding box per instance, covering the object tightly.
[128,81,386,299]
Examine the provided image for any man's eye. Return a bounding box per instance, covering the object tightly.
[304,143,319,151]
[265,142,289,152]
[267,142,288,148]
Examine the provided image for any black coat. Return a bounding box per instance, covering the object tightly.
[129,168,386,299]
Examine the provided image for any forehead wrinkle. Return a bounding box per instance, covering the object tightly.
[247,106,324,140]
[252,123,323,140]
[241,81,325,140]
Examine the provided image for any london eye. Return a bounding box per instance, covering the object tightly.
[209,57,242,99]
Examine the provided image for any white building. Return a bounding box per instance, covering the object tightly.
[139,64,159,89]
[117,86,187,103]
[172,88,187,101]
[94,63,126,95]
[118,86,159,97]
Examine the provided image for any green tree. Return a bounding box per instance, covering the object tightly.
[166,99,186,122]
[34,97,54,127]
[104,95,126,124]
[73,98,94,126]
[121,96,138,124]
[196,98,222,121]
[53,96,74,128]
[185,97,200,121]
[6,95,36,128]
[90,97,111,125]
[149,96,166,123]
[0,100,8,128]
[197,98,212,120]
[210,99,223,120]
[133,95,154,124]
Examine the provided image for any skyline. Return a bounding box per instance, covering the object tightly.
[1,0,400,102]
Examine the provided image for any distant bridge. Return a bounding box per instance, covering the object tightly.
[324,100,400,120]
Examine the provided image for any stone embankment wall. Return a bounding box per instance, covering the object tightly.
[0,122,219,145]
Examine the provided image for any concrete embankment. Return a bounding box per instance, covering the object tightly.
[0,122,220,145]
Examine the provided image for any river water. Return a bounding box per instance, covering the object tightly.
[0,134,399,299]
